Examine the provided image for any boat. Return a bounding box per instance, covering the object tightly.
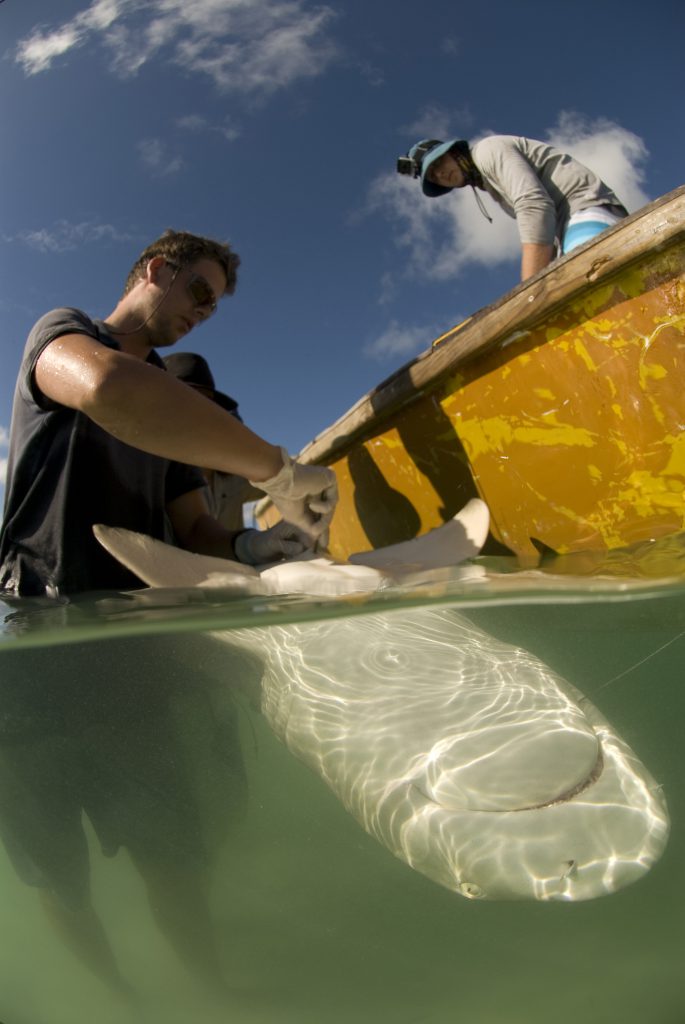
[258,185,685,563]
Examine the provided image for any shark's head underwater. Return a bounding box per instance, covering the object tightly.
[249,606,668,903]
[94,501,670,902]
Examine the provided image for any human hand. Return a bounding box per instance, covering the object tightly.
[233,520,313,566]
[250,448,338,541]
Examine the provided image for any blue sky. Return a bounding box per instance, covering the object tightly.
[1,0,683,506]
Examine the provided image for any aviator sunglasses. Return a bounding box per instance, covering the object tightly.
[166,261,219,317]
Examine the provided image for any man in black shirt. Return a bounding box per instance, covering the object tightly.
[0,229,337,996]
[0,229,336,596]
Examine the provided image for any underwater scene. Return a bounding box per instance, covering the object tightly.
[0,542,684,1024]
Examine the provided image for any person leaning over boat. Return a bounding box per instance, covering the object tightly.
[0,229,337,597]
[397,135,628,281]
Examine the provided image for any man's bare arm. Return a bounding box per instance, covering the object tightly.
[35,333,283,482]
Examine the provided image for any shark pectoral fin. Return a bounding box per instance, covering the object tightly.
[347,499,490,572]
[92,524,261,591]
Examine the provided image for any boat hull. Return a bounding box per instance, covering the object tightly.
[263,187,685,562]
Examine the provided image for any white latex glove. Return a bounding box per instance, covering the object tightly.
[233,520,312,566]
[250,448,338,541]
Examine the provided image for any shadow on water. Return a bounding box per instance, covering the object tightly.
[0,552,683,1023]
[0,632,255,1022]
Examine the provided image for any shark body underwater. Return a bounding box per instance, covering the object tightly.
[94,500,669,903]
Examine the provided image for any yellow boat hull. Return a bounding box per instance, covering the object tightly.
[262,187,685,563]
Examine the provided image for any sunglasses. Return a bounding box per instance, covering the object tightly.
[167,262,218,316]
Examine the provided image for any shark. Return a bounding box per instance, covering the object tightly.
[94,499,669,902]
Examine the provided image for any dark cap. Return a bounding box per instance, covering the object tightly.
[163,352,242,420]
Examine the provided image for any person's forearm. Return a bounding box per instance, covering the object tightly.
[180,513,242,560]
[98,364,283,480]
[50,342,283,481]
[520,242,554,281]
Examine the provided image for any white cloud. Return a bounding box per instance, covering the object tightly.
[15,0,338,98]
[377,271,398,307]
[176,114,207,132]
[15,0,128,73]
[400,104,474,141]
[4,220,134,253]
[15,27,82,73]
[367,169,519,283]
[547,111,650,212]
[355,60,384,87]
[176,114,241,142]
[137,138,184,176]
[364,319,445,361]
[370,114,650,282]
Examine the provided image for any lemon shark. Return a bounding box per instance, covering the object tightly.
[94,500,669,902]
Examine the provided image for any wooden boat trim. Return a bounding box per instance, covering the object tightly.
[298,185,685,467]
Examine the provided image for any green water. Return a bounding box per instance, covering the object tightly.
[0,556,683,1024]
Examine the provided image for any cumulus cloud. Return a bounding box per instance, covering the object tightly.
[4,220,134,253]
[369,113,650,282]
[364,319,447,361]
[137,138,184,176]
[367,167,519,283]
[15,0,338,98]
[547,111,650,212]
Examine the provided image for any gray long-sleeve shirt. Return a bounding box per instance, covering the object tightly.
[470,135,626,245]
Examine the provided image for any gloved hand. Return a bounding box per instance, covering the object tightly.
[250,448,338,541]
[233,520,312,566]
